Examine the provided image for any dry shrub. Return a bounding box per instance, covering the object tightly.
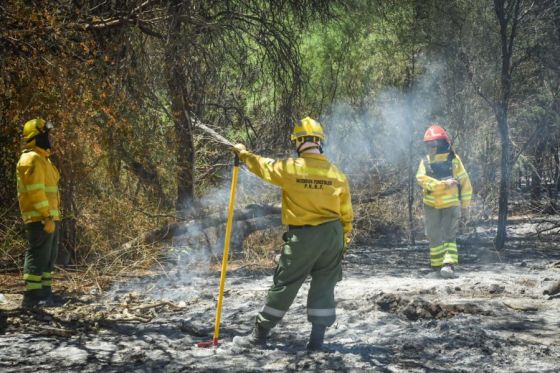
[71,190,172,278]
[0,212,26,272]
[353,195,416,243]
[0,190,169,295]
[241,226,284,267]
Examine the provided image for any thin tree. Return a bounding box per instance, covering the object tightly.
[493,0,522,249]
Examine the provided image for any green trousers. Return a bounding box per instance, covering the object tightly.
[256,220,344,330]
[23,221,59,292]
[424,205,459,267]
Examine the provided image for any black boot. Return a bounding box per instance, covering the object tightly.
[306,324,326,351]
[0,310,7,334]
[21,289,44,308]
[41,287,67,307]
[234,323,269,349]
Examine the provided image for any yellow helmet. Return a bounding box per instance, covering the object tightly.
[290,117,325,142]
[22,118,53,143]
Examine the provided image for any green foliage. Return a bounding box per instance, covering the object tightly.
[301,1,427,110]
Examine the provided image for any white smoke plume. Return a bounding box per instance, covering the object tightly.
[323,61,447,182]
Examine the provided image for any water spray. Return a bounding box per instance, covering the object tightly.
[191,115,234,148]
[195,119,239,348]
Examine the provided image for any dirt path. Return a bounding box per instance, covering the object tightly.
[1,219,559,372]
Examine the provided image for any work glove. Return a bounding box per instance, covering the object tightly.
[43,217,55,234]
[231,143,247,155]
[443,178,459,188]
[343,233,352,256]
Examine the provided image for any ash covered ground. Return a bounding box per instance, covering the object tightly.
[1,218,559,372]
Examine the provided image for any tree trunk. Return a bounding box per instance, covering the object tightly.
[493,0,520,250]
[531,145,543,202]
[56,158,76,265]
[405,45,417,246]
[165,1,196,219]
[407,128,416,246]
[554,146,560,205]
[495,105,510,249]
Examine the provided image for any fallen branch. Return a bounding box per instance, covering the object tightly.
[117,309,152,323]
[129,301,185,312]
[122,185,408,250]
[35,325,75,337]
[121,204,280,251]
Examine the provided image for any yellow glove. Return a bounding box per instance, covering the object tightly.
[231,143,247,155]
[443,178,459,188]
[343,233,351,256]
[43,217,55,234]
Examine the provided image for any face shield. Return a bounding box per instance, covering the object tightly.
[424,141,438,152]
[35,121,54,150]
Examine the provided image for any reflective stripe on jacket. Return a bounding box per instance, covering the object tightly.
[16,147,61,223]
[238,151,353,234]
[416,152,472,209]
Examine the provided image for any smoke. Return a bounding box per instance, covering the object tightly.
[107,163,279,301]
[323,60,446,184]
[109,59,449,301]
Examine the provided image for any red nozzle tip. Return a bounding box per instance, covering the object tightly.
[196,341,213,348]
[197,337,220,348]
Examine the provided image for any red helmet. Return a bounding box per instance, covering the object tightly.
[423,124,449,142]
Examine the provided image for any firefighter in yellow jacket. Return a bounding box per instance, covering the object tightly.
[416,124,472,279]
[233,117,353,351]
[16,118,63,307]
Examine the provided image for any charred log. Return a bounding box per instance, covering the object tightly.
[123,185,409,252]
[122,204,281,252]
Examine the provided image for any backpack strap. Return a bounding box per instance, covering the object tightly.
[447,151,456,162]
[448,151,462,201]
[423,155,434,177]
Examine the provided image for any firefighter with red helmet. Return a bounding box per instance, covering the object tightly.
[232,117,353,350]
[416,124,472,278]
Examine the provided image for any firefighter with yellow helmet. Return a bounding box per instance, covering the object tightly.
[16,118,63,307]
[233,117,353,351]
[416,124,472,279]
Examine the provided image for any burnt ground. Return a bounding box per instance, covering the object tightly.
[0,216,559,372]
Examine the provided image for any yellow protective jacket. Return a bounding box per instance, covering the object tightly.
[16,146,61,223]
[416,152,472,209]
[238,151,353,234]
